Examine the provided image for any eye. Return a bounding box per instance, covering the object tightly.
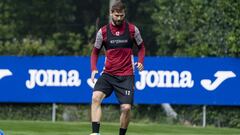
[116,15,123,17]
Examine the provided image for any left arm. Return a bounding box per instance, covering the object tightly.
[134,26,145,71]
[137,42,145,65]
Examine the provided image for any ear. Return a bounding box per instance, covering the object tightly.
[123,12,126,17]
[109,10,113,16]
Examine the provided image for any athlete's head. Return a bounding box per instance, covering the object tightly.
[111,1,126,26]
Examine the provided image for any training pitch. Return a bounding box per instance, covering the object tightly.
[0,120,240,135]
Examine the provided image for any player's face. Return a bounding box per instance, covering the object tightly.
[111,10,125,26]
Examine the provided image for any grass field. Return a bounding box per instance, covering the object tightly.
[0,120,240,135]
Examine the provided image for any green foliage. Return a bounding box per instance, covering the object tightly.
[174,105,240,128]
[0,33,85,55]
[2,104,240,128]
[123,0,157,56]
[51,32,84,55]
[132,105,168,123]
[0,104,51,120]
[206,106,240,128]
[0,0,17,40]
[152,0,240,56]
[1,0,238,56]
[0,0,99,56]
[1,0,77,38]
[0,38,53,55]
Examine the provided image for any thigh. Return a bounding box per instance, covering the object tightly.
[94,73,114,98]
[113,76,134,105]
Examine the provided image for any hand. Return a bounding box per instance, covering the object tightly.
[135,62,144,71]
[91,70,98,83]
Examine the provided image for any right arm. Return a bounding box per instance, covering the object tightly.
[91,47,101,72]
[90,29,103,82]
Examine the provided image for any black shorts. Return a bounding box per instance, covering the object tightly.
[94,73,134,104]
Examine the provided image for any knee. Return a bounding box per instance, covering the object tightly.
[121,104,131,113]
[92,94,102,104]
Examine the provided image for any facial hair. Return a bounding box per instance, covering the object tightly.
[112,18,123,26]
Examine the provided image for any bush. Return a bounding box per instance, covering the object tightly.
[1,104,240,128]
[0,32,87,56]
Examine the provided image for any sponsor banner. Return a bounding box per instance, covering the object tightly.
[0,130,4,135]
[0,56,239,105]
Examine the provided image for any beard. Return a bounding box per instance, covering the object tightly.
[112,19,123,26]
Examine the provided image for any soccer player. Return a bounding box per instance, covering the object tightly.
[90,1,145,135]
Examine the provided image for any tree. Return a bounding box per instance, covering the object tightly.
[152,0,240,57]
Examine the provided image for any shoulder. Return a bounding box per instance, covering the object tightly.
[95,25,108,41]
[99,25,108,34]
[127,22,141,34]
[97,25,108,38]
[127,22,136,33]
[127,22,143,45]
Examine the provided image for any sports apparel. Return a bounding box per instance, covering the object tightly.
[90,19,145,135]
[91,21,145,76]
[94,73,134,104]
[119,128,127,135]
[92,122,100,133]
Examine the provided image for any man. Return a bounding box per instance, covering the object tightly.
[90,1,145,135]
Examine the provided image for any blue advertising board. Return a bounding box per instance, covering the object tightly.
[0,56,239,105]
[0,130,4,135]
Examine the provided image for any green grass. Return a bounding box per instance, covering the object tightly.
[0,120,240,135]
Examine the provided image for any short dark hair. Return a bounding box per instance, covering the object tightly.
[111,0,126,12]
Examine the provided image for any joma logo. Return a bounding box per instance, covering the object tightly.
[26,69,81,89]
[201,71,236,91]
[0,69,12,80]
